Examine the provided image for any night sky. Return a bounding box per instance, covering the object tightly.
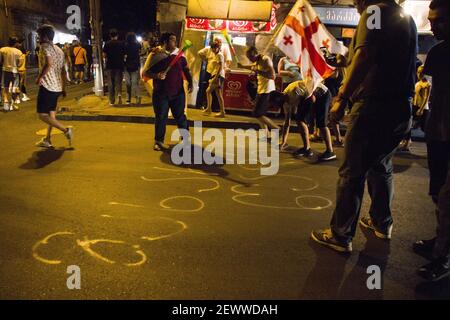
[102,0,157,39]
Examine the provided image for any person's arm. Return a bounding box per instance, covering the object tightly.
[330,46,375,122]
[198,47,209,61]
[36,47,53,85]
[278,58,293,78]
[61,62,67,97]
[181,57,193,93]
[83,49,88,65]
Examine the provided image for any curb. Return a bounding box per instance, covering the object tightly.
[56,113,427,142]
[56,114,261,130]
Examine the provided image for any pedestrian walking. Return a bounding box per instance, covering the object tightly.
[35,24,73,148]
[0,37,24,112]
[72,41,87,84]
[124,32,142,105]
[103,29,125,106]
[142,32,193,151]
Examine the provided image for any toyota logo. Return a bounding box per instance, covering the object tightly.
[227,81,242,90]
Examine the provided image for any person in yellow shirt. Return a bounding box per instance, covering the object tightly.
[72,41,87,84]
[18,39,31,102]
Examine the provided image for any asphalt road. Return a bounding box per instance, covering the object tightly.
[0,81,448,300]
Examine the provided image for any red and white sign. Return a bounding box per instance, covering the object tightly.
[186,4,277,33]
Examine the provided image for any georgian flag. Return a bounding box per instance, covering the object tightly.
[274,0,348,94]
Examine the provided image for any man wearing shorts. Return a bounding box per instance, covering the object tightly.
[294,83,336,161]
[35,24,73,148]
[72,41,87,84]
[0,37,24,112]
[238,46,280,139]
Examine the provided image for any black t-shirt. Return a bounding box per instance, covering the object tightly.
[348,2,417,100]
[124,42,141,72]
[103,39,125,70]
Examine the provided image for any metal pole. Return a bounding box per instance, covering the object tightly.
[89,0,104,96]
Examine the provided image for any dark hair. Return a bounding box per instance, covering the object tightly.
[8,36,20,46]
[430,0,450,14]
[126,32,137,44]
[37,24,55,41]
[246,46,258,55]
[109,28,119,38]
[159,32,176,45]
[210,41,220,50]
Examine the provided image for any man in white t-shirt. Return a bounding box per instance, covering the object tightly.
[35,24,73,148]
[238,46,279,138]
[203,41,226,117]
[0,37,24,111]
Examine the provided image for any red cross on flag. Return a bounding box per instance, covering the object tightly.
[274,0,348,94]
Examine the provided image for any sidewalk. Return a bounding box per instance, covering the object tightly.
[56,92,426,141]
[56,93,281,130]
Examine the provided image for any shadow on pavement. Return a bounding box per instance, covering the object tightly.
[160,143,250,186]
[338,226,391,299]
[301,240,351,299]
[20,148,72,169]
[301,226,391,299]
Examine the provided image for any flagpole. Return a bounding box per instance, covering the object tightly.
[262,0,298,56]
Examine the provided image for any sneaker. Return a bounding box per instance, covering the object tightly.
[64,127,73,146]
[359,217,392,240]
[333,140,345,148]
[126,100,131,105]
[3,103,10,112]
[294,147,313,157]
[413,238,436,261]
[22,94,31,102]
[311,229,352,253]
[12,104,19,111]
[35,138,53,148]
[418,258,450,282]
[397,146,411,153]
[318,150,337,161]
[153,142,169,151]
[15,98,21,104]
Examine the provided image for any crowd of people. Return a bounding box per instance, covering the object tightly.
[0,0,448,283]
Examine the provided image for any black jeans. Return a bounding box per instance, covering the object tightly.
[330,98,412,244]
[153,91,188,144]
[107,69,123,104]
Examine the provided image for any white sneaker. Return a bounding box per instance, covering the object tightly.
[36,138,53,148]
[3,103,9,112]
[15,98,21,104]
[12,104,19,111]
[64,127,73,145]
[22,95,31,102]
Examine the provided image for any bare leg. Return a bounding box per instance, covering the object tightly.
[319,127,334,152]
[297,121,311,150]
[215,88,225,116]
[38,112,67,133]
[204,87,212,113]
[281,116,291,147]
[332,121,342,143]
